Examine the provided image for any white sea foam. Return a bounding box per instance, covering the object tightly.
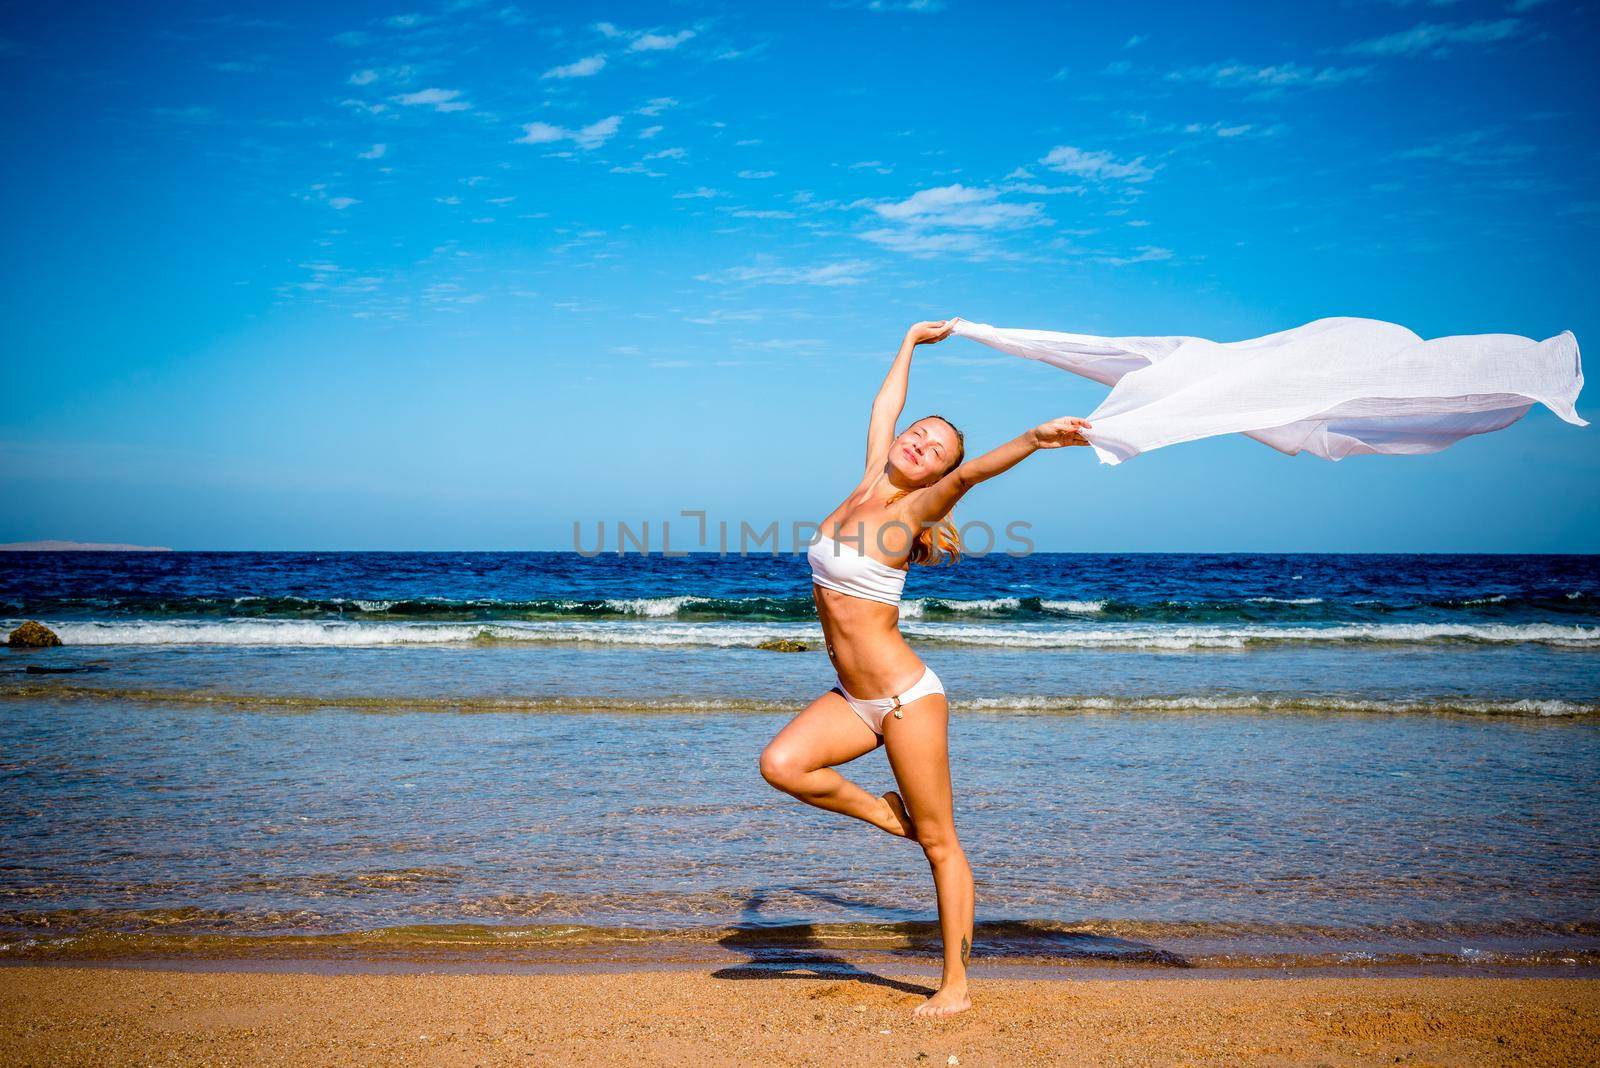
[898,621,1600,650]
[43,619,816,649]
[1040,599,1108,614]
[1245,597,1324,605]
[960,695,1597,717]
[901,597,1022,619]
[31,618,1600,651]
[601,596,711,617]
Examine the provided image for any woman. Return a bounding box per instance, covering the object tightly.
[758,318,1092,1017]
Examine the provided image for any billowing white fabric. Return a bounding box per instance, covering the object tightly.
[951,316,1585,465]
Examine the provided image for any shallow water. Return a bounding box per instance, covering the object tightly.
[1,551,1597,971]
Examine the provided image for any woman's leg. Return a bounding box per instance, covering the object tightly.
[883,693,974,1017]
[759,690,915,838]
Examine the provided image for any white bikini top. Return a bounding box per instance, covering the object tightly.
[807,534,908,606]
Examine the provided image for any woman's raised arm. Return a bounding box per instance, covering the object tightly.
[902,416,1092,527]
[864,319,955,476]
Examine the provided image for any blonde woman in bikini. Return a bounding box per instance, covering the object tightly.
[758,318,1092,1017]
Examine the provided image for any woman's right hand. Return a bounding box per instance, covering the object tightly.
[1031,416,1093,449]
[906,319,956,346]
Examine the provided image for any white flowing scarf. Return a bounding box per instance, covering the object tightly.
[950,316,1586,465]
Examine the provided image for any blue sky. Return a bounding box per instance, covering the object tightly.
[2,0,1596,551]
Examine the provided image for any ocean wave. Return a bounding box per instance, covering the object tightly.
[960,695,1599,718]
[1039,599,1108,614]
[28,618,1600,651]
[4,683,1592,718]
[900,596,1023,618]
[6,589,1597,624]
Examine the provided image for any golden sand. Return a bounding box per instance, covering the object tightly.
[0,967,1595,1066]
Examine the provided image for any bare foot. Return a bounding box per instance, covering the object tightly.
[878,791,917,839]
[913,981,971,1018]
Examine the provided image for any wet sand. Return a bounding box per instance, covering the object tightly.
[1,967,1595,1066]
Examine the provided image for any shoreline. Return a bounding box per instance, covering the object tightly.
[1,966,1594,1066]
[6,955,1599,984]
[6,917,1595,977]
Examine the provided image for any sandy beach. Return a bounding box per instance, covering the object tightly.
[1,967,1595,1066]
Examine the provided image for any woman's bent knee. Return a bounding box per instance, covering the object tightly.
[758,746,801,790]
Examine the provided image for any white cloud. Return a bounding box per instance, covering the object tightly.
[738,169,776,179]
[392,87,471,112]
[630,29,695,52]
[595,23,695,52]
[638,124,664,139]
[1124,34,1146,48]
[515,115,622,150]
[359,143,388,159]
[1094,245,1172,266]
[644,147,686,160]
[543,54,606,79]
[1040,146,1154,183]
[873,184,1042,228]
[636,97,678,116]
[862,184,1045,260]
[349,69,379,85]
[328,197,360,210]
[1396,128,1535,165]
[859,229,988,257]
[1165,61,1371,89]
[863,0,946,11]
[574,115,621,149]
[1006,182,1086,195]
[516,122,565,145]
[1344,19,1523,57]
[1181,121,1281,139]
[674,187,720,199]
[699,261,872,286]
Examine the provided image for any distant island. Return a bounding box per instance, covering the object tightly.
[0,540,173,552]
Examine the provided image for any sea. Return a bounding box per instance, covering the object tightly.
[1,550,1597,977]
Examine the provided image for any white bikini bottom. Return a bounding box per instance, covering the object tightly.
[833,667,945,736]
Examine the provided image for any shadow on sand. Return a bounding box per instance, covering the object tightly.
[710,888,1190,992]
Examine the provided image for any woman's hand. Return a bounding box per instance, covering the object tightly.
[1030,416,1093,449]
[905,319,956,346]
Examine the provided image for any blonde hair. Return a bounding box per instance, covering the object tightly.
[889,414,965,567]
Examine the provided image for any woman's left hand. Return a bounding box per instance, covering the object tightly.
[1030,416,1093,449]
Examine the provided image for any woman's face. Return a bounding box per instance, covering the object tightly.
[889,418,960,486]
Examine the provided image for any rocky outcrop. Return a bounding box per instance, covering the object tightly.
[756,639,809,652]
[8,621,63,648]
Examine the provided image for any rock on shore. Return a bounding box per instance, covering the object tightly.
[8,621,63,648]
